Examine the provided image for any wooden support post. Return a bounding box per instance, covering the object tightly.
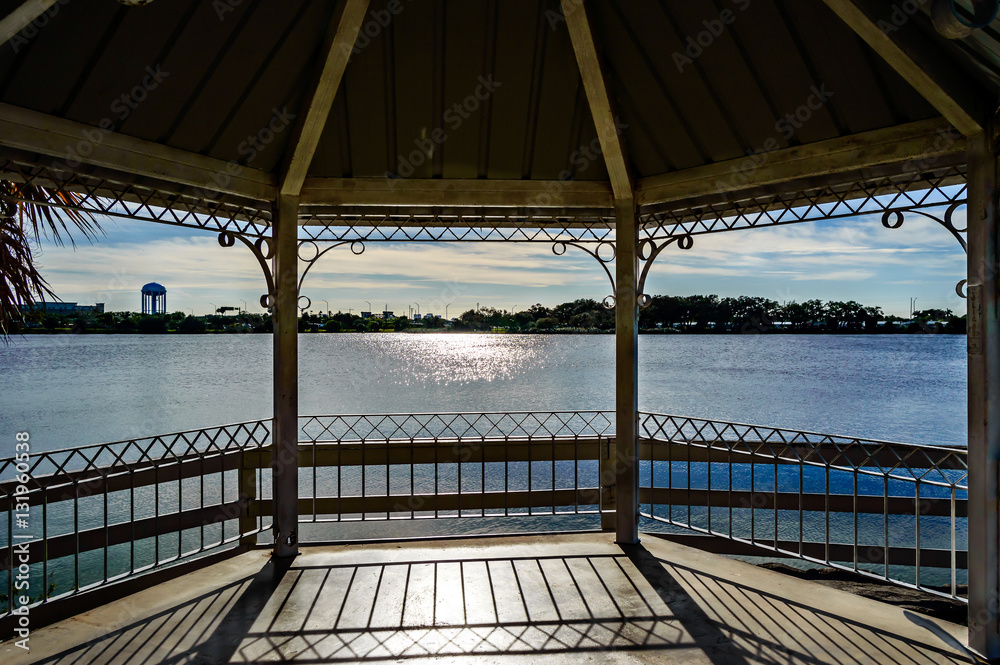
[272,194,299,558]
[238,452,257,550]
[967,131,1000,659]
[615,197,639,544]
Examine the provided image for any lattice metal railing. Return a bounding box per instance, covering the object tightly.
[640,166,967,241]
[0,420,271,619]
[638,413,969,601]
[297,213,617,244]
[1,410,972,626]
[0,155,273,238]
[285,411,615,524]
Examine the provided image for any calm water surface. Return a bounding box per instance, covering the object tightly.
[0,333,967,452]
[0,333,968,590]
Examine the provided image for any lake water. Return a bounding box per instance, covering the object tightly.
[0,332,968,452]
[0,333,968,594]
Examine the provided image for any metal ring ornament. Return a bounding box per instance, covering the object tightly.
[602,295,616,309]
[595,241,616,263]
[638,293,652,309]
[638,239,657,262]
[957,279,968,299]
[260,294,273,309]
[552,242,569,257]
[881,210,905,229]
[350,240,365,255]
[298,240,320,263]
[677,235,694,250]
[217,231,236,248]
[298,295,311,311]
[255,237,274,260]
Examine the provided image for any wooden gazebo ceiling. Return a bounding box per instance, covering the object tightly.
[0,0,994,218]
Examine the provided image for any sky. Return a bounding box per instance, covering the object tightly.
[32,203,967,320]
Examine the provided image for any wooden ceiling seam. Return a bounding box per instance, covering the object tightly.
[477,0,499,179]
[653,0,753,155]
[278,0,371,198]
[603,0,711,165]
[56,7,127,118]
[520,1,549,180]
[158,0,265,146]
[772,0,849,136]
[383,8,398,178]
[431,0,445,177]
[708,0,791,146]
[204,1,313,157]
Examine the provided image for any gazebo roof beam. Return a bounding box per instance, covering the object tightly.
[0,102,276,202]
[821,0,987,136]
[636,118,966,208]
[561,0,633,204]
[278,0,370,198]
[0,0,58,48]
[300,177,613,208]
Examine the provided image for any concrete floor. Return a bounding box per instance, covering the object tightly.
[3,533,976,664]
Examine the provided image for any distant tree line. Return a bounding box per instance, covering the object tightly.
[14,295,966,335]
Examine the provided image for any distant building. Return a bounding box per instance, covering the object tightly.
[141,282,167,314]
[360,311,372,319]
[381,311,394,319]
[20,302,104,314]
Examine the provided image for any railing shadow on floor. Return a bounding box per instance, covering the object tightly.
[29,546,973,665]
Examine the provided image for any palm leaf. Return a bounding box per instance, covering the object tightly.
[0,182,102,338]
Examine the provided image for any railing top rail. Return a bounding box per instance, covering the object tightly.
[639,412,967,457]
[0,418,272,464]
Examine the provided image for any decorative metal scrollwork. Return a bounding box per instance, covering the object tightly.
[637,235,694,308]
[218,231,275,309]
[552,240,617,308]
[881,204,968,298]
[297,240,365,294]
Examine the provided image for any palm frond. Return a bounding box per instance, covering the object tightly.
[0,182,102,339]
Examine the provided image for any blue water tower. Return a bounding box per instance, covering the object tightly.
[141,282,167,314]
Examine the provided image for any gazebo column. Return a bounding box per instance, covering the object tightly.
[272,193,300,558]
[615,197,640,544]
[968,132,1000,658]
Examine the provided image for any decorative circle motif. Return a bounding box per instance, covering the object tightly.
[677,235,694,250]
[298,295,312,311]
[957,279,968,299]
[552,242,568,257]
[298,240,320,263]
[596,241,617,263]
[255,237,274,260]
[350,241,366,256]
[946,202,967,233]
[638,293,652,309]
[218,232,236,248]
[638,239,657,262]
[881,210,905,229]
[260,294,273,309]
[602,295,616,310]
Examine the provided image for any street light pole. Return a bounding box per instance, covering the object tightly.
[322,300,329,314]
[240,299,247,314]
